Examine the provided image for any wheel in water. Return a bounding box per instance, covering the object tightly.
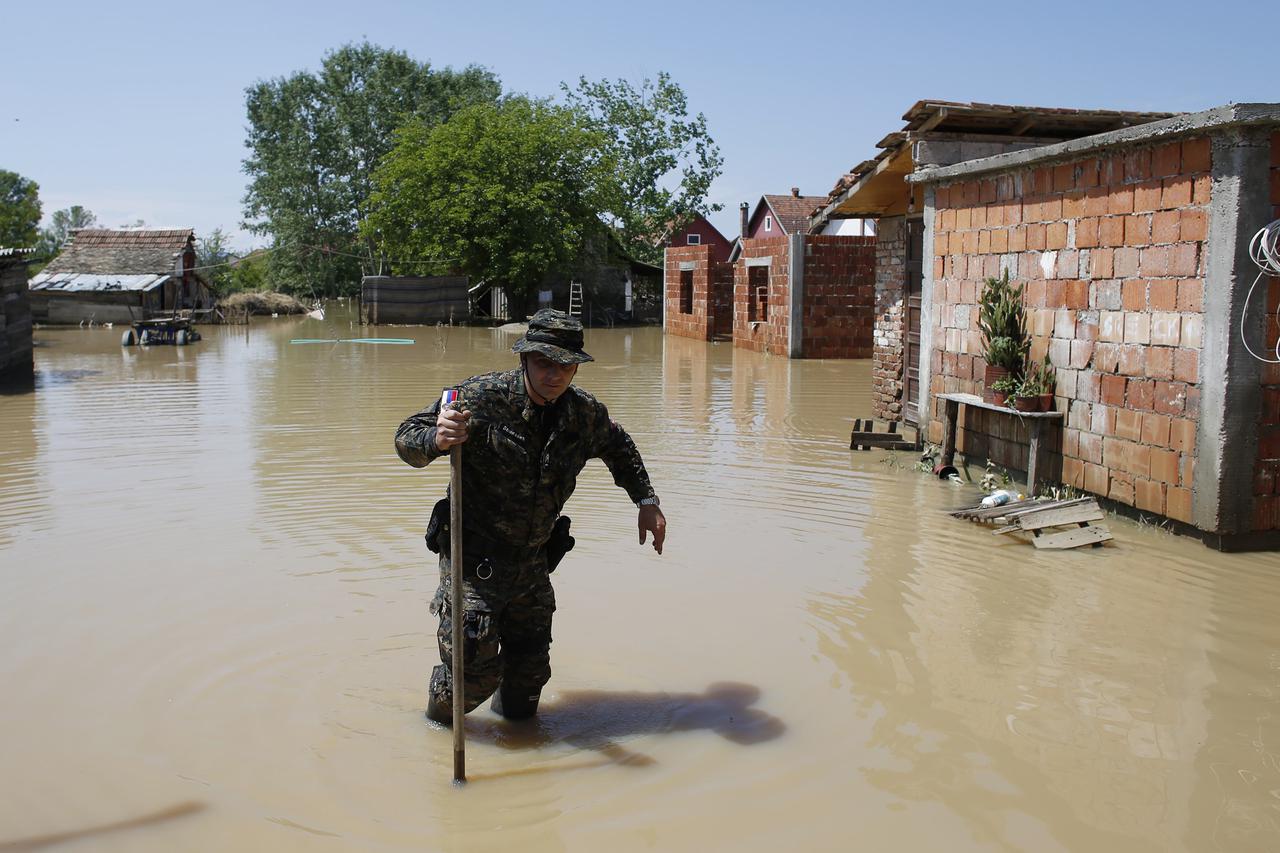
[176,329,188,346]
[121,328,137,347]
[139,330,151,345]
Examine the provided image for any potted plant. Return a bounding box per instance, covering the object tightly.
[1012,367,1042,412]
[977,271,1029,402]
[990,374,1020,407]
[1036,355,1056,412]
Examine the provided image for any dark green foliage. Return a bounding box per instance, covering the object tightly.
[0,170,41,248]
[241,42,501,296]
[977,271,1029,372]
[364,97,614,302]
[196,228,237,294]
[35,205,97,261]
[562,72,723,265]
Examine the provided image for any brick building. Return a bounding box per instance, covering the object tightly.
[812,100,1175,424]
[664,188,876,356]
[909,103,1280,549]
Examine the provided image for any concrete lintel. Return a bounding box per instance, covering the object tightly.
[678,261,695,271]
[1193,126,1271,535]
[788,234,804,358]
[744,256,773,268]
[909,103,1280,184]
[917,186,938,429]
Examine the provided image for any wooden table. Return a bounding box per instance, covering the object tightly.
[936,392,1064,495]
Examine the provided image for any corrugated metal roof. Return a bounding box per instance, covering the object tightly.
[29,272,170,292]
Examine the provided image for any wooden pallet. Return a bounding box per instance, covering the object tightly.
[850,418,919,451]
[950,496,1113,549]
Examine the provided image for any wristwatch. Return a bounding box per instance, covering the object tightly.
[637,496,661,507]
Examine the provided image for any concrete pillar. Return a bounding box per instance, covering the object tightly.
[787,233,804,358]
[1194,127,1270,538]
[917,186,939,432]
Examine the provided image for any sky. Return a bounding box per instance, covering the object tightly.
[3,0,1279,251]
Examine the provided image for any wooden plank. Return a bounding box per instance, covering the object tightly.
[1031,525,1113,549]
[1014,505,1105,531]
[998,497,1094,520]
[950,499,1044,519]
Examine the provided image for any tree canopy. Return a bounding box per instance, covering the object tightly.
[364,97,615,301]
[36,205,97,259]
[241,42,500,296]
[0,170,42,249]
[562,72,723,264]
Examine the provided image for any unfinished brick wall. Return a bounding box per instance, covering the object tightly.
[873,217,907,418]
[927,137,1212,522]
[1255,134,1280,530]
[664,245,733,341]
[733,237,790,354]
[800,236,875,359]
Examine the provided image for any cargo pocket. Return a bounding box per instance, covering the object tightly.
[460,597,497,665]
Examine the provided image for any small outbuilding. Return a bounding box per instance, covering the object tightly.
[1,247,35,384]
[29,228,213,325]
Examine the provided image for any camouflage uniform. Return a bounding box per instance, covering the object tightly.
[396,331,657,720]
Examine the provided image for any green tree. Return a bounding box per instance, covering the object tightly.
[364,97,614,304]
[562,72,723,264]
[241,42,501,296]
[36,205,97,258]
[196,227,237,294]
[0,170,42,248]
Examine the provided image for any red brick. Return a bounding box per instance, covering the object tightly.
[1115,408,1143,441]
[1109,186,1136,215]
[1120,344,1146,376]
[1133,180,1163,213]
[1076,216,1100,248]
[1170,242,1199,277]
[1192,175,1212,205]
[1151,210,1181,244]
[1047,222,1068,250]
[1084,462,1109,495]
[1173,348,1199,383]
[1170,418,1196,453]
[1136,478,1166,513]
[1110,470,1136,505]
[1092,403,1117,435]
[1166,486,1192,522]
[1009,226,1027,252]
[1162,177,1193,209]
[1115,247,1140,278]
[1146,346,1174,380]
[1142,413,1171,447]
[1091,248,1114,278]
[1182,137,1211,173]
[1150,447,1179,484]
[1148,279,1177,310]
[1124,214,1152,246]
[1154,381,1187,415]
[1100,374,1127,406]
[1027,223,1047,251]
[1122,279,1147,310]
[1180,209,1208,242]
[1064,279,1088,310]
[1079,431,1104,464]
[1128,378,1155,411]
[1084,188,1110,217]
[1062,192,1085,219]
[1099,216,1126,247]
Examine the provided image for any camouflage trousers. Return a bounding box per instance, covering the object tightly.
[428,549,556,715]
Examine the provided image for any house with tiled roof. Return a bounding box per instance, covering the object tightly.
[29,228,213,324]
[744,188,828,239]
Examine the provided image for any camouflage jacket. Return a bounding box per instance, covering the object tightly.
[395,368,656,550]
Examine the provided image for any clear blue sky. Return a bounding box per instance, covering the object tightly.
[3,0,1277,250]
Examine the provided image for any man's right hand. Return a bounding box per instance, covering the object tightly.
[435,407,472,451]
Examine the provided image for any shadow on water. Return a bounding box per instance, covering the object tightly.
[0,801,205,851]
[0,368,102,395]
[459,683,785,778]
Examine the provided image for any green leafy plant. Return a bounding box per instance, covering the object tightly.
[979,459,1013,493]
[990,375,1020,395]
[913,443,941,473]
[977,271,1029,371]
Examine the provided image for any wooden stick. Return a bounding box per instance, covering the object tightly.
[449,437,466,783]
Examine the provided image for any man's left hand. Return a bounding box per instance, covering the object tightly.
[638,505,666,555]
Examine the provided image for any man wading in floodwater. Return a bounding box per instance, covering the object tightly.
[395,309,667,725]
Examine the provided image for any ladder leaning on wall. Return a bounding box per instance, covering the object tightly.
[568,281,583,317]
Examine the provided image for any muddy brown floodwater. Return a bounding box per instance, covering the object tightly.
[2,304,1279,852]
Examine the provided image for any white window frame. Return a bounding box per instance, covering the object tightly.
[686,233,701,245]
[764,215,773,232]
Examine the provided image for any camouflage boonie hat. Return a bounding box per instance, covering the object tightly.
[512,309,594,364]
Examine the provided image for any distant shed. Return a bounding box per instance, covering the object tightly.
[28,228,213,324]
[1,247,35,383]
[361,275,470,324]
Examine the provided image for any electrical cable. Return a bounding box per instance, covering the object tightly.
[1241,219,1280,364]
